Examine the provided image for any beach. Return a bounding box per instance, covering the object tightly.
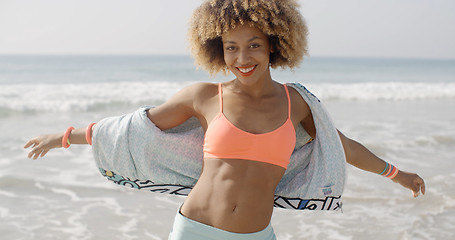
[1,55,454,239]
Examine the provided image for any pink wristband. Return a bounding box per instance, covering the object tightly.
[62,126,75,148]
[86,123,96,145]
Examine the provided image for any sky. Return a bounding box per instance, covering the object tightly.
[0,0,454,59]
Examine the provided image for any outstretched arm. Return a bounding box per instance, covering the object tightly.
[24,82,212,160]
[24,125,93,160]
[291,88,425,198]
[338,130,426,197]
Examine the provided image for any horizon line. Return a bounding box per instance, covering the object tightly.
[0,53,454,61]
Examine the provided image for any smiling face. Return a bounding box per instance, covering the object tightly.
[222,25,273,85]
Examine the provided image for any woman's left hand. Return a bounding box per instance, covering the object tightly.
[392,170,426,198]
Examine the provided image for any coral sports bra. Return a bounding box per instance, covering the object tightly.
[203,83,296,169]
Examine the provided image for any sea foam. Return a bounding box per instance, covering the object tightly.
[1,81,454,114]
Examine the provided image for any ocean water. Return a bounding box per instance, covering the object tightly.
[0,55,454,240]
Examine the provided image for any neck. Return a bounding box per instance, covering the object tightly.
[232,71,276,98]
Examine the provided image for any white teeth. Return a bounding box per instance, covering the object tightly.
[238,66,255,73]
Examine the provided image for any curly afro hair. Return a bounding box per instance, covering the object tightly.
[188,0,309,75]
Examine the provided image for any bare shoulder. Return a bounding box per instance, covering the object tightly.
[186,82,218,97]
[287,84,316,137]
[177,82,212,95]
[287,85,311,121]
[186,82,218,105]
[147,82,218,130]
[169,82,217,105]
[175,82,220,116]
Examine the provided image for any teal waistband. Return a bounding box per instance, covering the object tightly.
[168,210,276,240]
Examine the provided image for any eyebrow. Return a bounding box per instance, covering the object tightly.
[223,36,262,44]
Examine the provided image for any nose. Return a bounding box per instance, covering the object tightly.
[237,48,250,65]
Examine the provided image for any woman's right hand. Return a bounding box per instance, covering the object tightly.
[24,133,63,160]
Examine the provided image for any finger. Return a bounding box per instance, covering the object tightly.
[30,147,41,160]
[24,139,36,149]
[412,186,420,197]
[40,150,49,158]
[27,144,40,158]
[33,150,43,160]
[28,150,35,159]
[417,179,426,196]
[414,177,425,196]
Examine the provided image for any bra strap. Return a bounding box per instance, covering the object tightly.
[283,84,291,119]
[218,83,223,113]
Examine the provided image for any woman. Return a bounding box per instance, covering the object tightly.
[25,0,425,239]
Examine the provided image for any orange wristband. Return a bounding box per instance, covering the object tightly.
[62,126,75,148]
[388,167,399,179]
[85,123,96,145]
